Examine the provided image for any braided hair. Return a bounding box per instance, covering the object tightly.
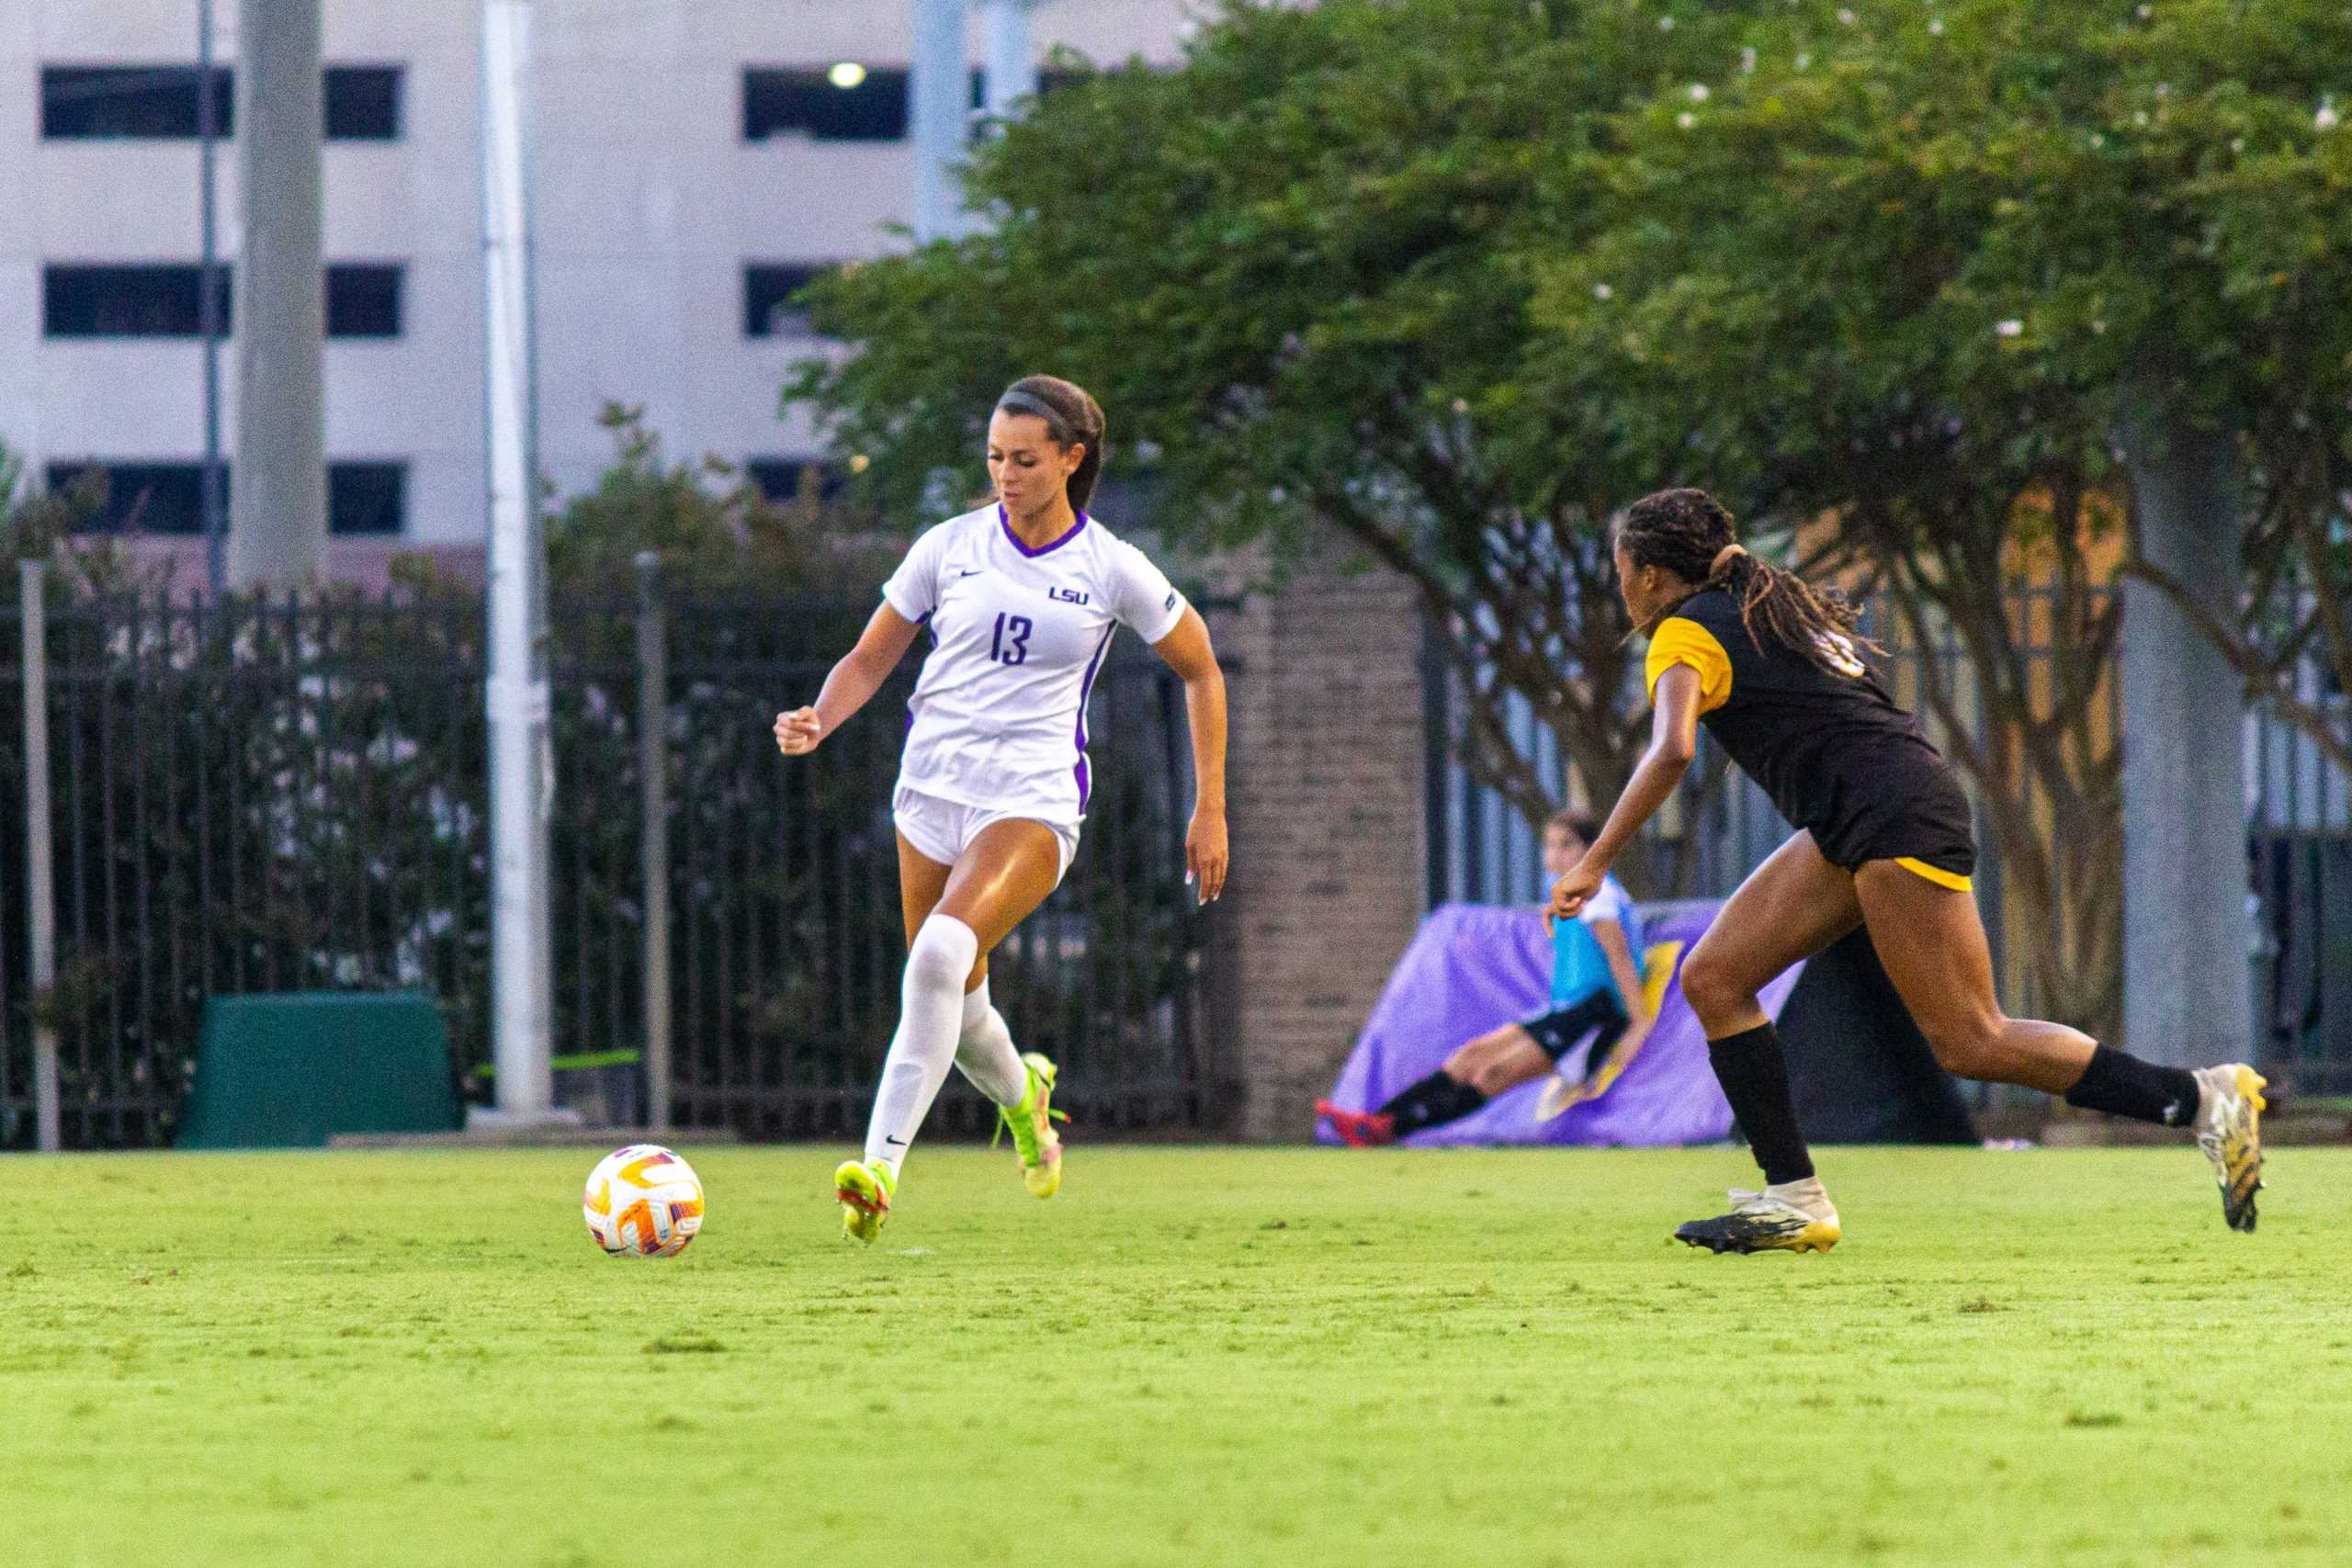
[1615,488,1877,674]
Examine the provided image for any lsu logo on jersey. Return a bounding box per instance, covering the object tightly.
[1047,586,1091,606]
[1815,631,1867,678]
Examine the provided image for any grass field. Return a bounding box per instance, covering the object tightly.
[6,1143,2346,1568]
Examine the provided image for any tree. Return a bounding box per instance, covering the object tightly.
[545,402,891,615]
[787,0,1777,888]
[1525,3,2136,1032]
[1935,0,2352,775]
[1530,0,2352,1043]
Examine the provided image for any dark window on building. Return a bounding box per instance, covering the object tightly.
[330,462,407,535]
[743,265,823,337]
[743,67,910,141]
[43,63,401,140]
[46,462,217,535]
[324,65,402,140]
[746,457,854,505]
[44,265,232,338]
[41,65,232,138]
[45,459,403,536]
[327,264,404,337]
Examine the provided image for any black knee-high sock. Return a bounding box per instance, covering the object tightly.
[1707,1024,1815,1186]
[1376,1070,1488,1136]
[2064,1045,2201,1128]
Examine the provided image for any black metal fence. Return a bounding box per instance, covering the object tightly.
[1427,589,2352,1092]
[1,583,1221,1148]
[1425,595,2029,904]
[2246,657,2352,1093]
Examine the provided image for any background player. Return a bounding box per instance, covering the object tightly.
[1318,811,1651,1145]
[775,375,1230,1242]
[1550,488,2266,1254]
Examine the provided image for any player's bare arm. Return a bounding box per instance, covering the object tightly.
[1548,664,1698,924]
[1150,605,1228,904]
[774,602,924,757]
[1590,917,1652,1042]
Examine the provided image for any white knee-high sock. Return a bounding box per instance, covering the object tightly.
[865,913,979,1173]
[954,977,1027,1107]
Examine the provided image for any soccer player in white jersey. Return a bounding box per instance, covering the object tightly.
[775,375,1231,1242]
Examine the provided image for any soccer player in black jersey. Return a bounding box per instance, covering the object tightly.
[1548,489,2266,1253]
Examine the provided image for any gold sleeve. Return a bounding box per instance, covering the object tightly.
[1644,616,1734,714]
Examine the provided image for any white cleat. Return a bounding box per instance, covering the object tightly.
[1673,1182,1841,1255]
[2192,1064,2266,1233]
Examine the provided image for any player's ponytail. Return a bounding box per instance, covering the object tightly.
[996,375,1107,513]
[1616,488,1878,673]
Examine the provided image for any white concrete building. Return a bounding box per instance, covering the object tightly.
[0,0,1189,574]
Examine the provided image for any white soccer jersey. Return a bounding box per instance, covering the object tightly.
[881,504,1188,823]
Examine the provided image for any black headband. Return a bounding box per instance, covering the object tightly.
[996,389,1079,444]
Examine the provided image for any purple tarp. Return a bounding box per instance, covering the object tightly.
[1317,902,1802,1147]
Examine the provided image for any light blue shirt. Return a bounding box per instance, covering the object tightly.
[1548,875,1645,1009]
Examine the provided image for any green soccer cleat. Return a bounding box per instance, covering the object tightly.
[2194,1064,2267,1233]
[1674,1188,1841,1256]
[993,1052,1068,1199]
[834,1157,897,1245]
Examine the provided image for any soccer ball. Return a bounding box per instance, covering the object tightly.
[582,1144,706,1258]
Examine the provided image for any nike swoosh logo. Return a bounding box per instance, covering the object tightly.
[956,569,983,577]
[884,1135,907,1145]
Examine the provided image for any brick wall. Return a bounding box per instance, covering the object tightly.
[1203,532,1429,1140]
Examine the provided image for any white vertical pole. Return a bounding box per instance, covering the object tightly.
[481,0,556,1120]
[198,0,227,596]
[19,561,61,1152]
[910,0,968,241]
[230,0,326,589]
[982,0,1037,122]
[635,552,672,1134]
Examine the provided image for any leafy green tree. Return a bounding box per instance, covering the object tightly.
[1,438,139,591]
[788,0,2352,1037]
[1532,0,2352,1034]
[1526,2,2143,1030]
[1928,0,2352,773]
[787,0,1778,886]
[545,401,892,615]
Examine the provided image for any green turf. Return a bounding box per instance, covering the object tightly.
[4,1144,2344,1568]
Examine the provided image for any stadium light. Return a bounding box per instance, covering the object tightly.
[828,62,867,89]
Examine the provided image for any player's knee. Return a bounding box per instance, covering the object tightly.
[1922,1014,2006,1080]
[906,914,980,995]
[1679,946,1747,1023]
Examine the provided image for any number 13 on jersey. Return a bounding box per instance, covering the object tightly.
[990,612,1034,666]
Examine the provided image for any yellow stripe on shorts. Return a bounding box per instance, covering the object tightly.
[1894,856,1973,892]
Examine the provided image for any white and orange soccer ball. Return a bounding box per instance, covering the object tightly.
[582,1144,706,1258]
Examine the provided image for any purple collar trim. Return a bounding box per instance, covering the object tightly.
[999,504,1089,558]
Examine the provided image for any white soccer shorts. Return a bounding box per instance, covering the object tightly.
[891,784,1080,884]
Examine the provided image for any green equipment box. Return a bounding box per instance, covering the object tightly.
[175,992,463,1149]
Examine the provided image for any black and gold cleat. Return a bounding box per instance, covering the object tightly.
[1673,1189,1840,1255]
[2193,1064,2266,1233]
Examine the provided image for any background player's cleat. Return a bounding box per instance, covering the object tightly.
[994,1053,1067,1198]
[1674,1189,1841,1255]
[2193,1064,2266,1233]
[1315,1100,1396,1146]
[834,1158,896,1244]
